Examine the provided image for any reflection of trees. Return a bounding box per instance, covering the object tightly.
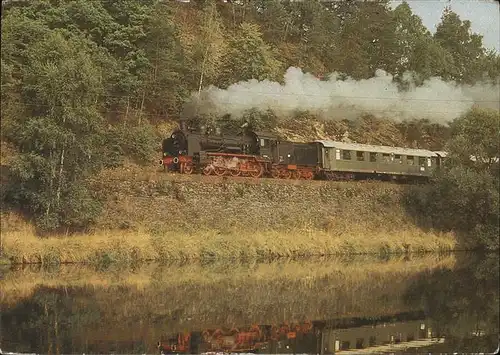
[404,254,499,353]
[1,287,130,354]
[2,261,431,354]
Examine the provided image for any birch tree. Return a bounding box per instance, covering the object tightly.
[4,29,107,232]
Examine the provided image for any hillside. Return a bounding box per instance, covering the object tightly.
[2,164,458,264]
[1,0,498,246]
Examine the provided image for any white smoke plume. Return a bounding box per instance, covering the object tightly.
[182,67,500,124]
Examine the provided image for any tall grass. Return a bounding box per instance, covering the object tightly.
[2,210,456,265]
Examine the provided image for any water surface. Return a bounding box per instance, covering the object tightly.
[1,253,498,354]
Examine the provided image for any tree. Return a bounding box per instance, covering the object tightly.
[179,0,227,93]
[396,119,451,150]
[281,0,341,74]
[476,49,500,83]
[434,7,486,84]
[3,30,109,232]
[0,0,157,117]
[219,22,283,87]
[139,1,190,119]
[391,1,453,83]
[446,107,500,170]
[405,107,500,250]
[253,0,295,44]
[332,0,397,79]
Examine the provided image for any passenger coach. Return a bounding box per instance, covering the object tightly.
[315,140,442,181]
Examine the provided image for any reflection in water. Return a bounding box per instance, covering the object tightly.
[402,254,499,354]
[157,315,442,354]
[0,253,497,354]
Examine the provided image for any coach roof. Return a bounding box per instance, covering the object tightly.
[314,140,438,158]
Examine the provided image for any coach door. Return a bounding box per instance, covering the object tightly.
[322,147,334,170]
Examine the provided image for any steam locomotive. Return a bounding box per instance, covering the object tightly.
[160,120,446,182]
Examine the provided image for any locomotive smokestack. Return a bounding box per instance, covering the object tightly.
[179,120,187,132]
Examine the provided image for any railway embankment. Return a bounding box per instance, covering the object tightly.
[1,164,457,264]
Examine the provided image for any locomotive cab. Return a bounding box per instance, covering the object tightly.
[249,130,278,160]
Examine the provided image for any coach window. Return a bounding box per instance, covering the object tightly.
[394,154,402,164]
[342,150,352,160]
[260,138,266,147]
[336,149,341,160]
[407,156,414,165]
[382,153,391,163]
[418,157,425,166]
[356,151,365,161]
[369,152,377,162]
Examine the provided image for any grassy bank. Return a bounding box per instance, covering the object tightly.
[2,213,456,266]
[1,166,459,264]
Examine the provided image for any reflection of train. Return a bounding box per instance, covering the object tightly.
[157,318,444,354]
[158,322,315,354]
[160,121,448,182]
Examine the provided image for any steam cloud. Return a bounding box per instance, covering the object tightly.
[183,67,500,124]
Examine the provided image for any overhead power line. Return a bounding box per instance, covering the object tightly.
[1,84,499,103]
[2,101,495,117]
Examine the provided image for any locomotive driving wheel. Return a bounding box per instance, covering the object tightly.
[183,163,194,174]
[249,163,263,178]
[282,170,292,179]
[202,165,213,175]
[230,169,241,177]
[303,171,314,180]
[214,167,226,176]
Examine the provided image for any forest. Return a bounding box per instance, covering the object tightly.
[0,0,499,247]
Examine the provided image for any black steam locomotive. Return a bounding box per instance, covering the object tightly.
[160,121,318,179]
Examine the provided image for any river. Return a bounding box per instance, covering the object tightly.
[0,252,498,354]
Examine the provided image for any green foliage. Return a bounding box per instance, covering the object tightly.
[187,0,227,92]
[105,121,158,166]
[446,107,500,169]
[405,108,500,250]
[434,7,487,84]
[2,29,107,233]
[219,22,283,87]
[391,2,453,83]
[241,108,279,131]
[140,2,190,117]
[396,119,451,150]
